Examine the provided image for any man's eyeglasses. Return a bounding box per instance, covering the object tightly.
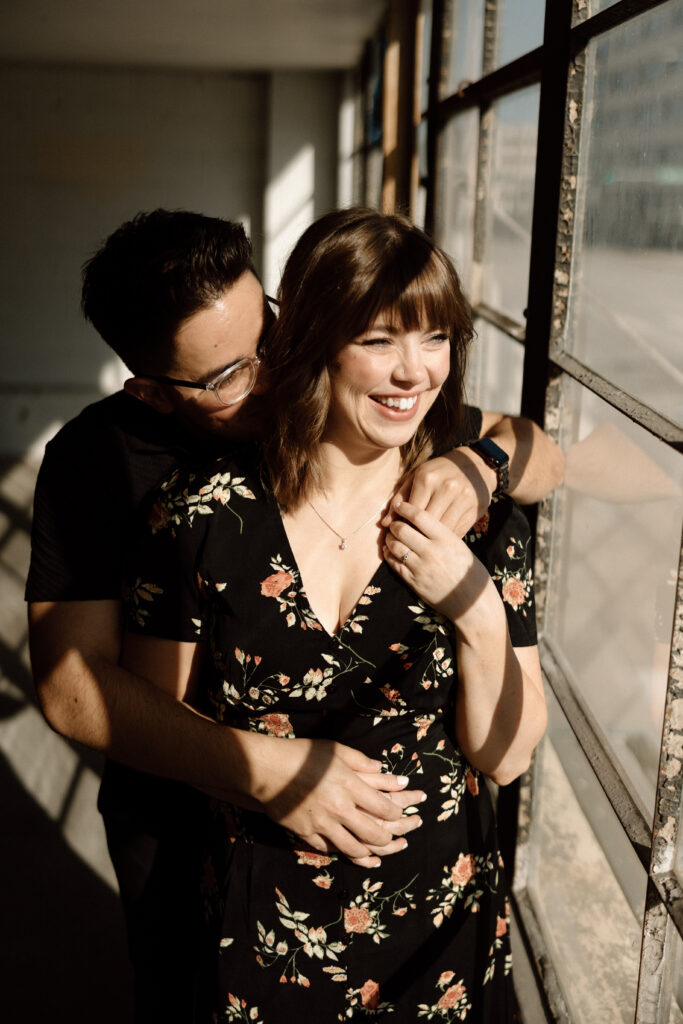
[143,355,262,407]
[141,295,278,408]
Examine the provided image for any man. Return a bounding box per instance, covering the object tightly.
[27,210,563,1020]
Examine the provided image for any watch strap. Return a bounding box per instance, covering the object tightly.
[466,438,510,497]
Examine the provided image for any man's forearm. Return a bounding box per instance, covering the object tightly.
[29,600,424,864]
[34,646,254,802]
[480,412,565,504]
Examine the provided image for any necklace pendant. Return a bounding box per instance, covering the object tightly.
[340,540,347,550]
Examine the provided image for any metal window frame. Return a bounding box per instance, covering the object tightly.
[418,0,683,1021]
[352,0,682,1017]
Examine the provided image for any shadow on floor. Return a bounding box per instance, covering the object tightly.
[0,457,134,1022]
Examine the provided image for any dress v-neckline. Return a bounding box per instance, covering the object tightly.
[272,501,387,639]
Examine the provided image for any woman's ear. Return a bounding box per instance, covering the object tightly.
[123,377,174,414]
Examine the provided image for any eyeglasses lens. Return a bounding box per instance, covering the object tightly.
[216,362,255,406]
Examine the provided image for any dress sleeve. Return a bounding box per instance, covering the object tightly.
[123,465,213,642]
[465,495,538,647]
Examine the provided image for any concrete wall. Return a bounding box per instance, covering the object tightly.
[0,62,267,458]
[263,71,341,295]
[0,64,345,460]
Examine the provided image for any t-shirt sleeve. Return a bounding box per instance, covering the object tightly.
[465,495,538,647]
[433,405,483,457]
[460,404,482,443]
[26,429,124,602]
[123,467,212,643]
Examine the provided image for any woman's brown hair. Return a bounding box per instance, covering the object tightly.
[262,207,474,508]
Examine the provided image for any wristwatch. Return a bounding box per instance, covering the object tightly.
[467,438,510,497]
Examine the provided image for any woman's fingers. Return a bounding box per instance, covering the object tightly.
[391,497,443,540]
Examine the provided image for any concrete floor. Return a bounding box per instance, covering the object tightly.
[0,458,134,1023]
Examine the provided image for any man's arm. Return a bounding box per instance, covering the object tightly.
[29,599,423,867]
[396,412,565,537]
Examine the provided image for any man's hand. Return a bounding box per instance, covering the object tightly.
[383,413,565,537]
[243,736,425,869]
[383,448,495,538]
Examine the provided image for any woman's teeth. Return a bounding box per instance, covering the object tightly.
[374,395,418,411]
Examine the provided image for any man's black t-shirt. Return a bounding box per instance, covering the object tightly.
[26,391,206,602]
[26,393,483,604]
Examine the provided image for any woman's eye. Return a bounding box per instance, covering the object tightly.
[426,332,449,345]
[361,337,391,347]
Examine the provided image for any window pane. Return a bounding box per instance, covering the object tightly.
[494,0,545,69]
[444,0,484,95]
[545,377,683,813]
[466,320,524,415]
[567,3,683,426]
[671,926,683,1023]
[437,109,479,293]
[419,0,432,114]
[365,146,383,210]
[481,86,539,324]
[526,689,646,1022]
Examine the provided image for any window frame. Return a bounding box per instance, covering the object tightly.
[354,0,683,1019]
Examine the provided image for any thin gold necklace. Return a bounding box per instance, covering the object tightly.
[306,493,392,551]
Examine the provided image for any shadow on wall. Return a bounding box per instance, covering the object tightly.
[0,458,133,1022]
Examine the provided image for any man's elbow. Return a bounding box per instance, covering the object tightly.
[34,665,83,742]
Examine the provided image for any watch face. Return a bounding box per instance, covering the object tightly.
[472,437,508,468]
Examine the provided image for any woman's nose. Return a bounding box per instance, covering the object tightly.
[392,345,427,384]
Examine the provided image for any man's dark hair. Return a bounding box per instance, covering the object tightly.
[81,209,256,374]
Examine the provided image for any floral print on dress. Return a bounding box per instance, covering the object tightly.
[491,533,534,618]
[341,978,395,1018]
[124,578,163,627]
[220,992,263,1022]
[427,851,502,928]
[418,971,473,1021]
[124,454,537,1022]
[149,466,256,536]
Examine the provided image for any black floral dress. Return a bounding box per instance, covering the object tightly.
[124,447,536,1023]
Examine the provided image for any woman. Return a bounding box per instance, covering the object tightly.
[122,208,546,1021]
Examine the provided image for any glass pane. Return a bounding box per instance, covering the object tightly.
[419,0,432,114]
[365,145,383,210]
[527,690,646,1022]
[444,0,484,95]
[495,0,545,69]
[466,320,524,415]
[437,109,479,293]
[546,377,683,813]
[481,86,539,324]
[669,924,683,1023]
[567,3,683,426]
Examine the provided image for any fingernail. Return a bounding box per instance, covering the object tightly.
[421,792,428,803]
[412,817,423,828]
[394,497,402,509]
[401,839,408,850]
[397,776,410,786]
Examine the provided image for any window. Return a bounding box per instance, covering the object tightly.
[352,0,683,1018]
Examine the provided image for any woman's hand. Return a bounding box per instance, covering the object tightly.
[383,498,547,785]
[383,497,500,632]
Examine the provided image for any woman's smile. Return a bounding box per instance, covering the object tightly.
[369,392,422,418]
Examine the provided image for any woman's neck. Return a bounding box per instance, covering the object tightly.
[312,441,403,505]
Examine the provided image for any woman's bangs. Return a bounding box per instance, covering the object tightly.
[387,255,458,335]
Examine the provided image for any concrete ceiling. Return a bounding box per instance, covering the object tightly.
[0,0,386,72]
